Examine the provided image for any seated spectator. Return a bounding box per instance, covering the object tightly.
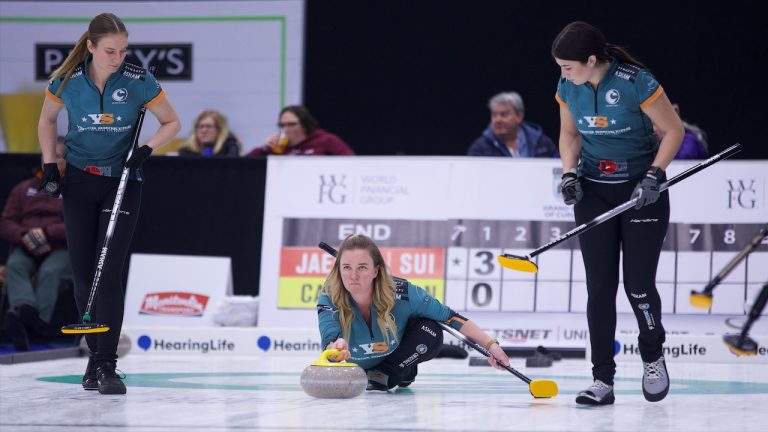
[247,105,354,156]
[178,110,241,157]
[468,91,558,157]
[0,141,71,350]
[655,103,708,160]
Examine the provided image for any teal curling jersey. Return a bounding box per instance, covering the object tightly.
[556,58,663,180]
[46,56,166,180]
[317,280,465,370]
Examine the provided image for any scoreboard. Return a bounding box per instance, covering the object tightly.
[276,218,767,316]
[258,156,767,329]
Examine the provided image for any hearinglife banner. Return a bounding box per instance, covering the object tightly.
[0,1,304,154]
[258,157,768,350]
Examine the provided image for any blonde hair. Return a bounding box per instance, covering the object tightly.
[323,235,398,343]
[179,110,234,155]
[50,13,127,96]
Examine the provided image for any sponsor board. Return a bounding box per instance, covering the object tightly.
[140,292,210,316]
[124,254,231,326]
[607,333,768,363]
[123,327,323,356]
[0,1,305,155]
[260,158,768,329]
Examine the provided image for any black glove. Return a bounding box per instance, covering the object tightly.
[37,163,61,197]
[559,171,583,205]
[631,166,666,209]
[125,145,153,169]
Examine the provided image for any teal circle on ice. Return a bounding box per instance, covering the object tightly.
[37,372,768,395]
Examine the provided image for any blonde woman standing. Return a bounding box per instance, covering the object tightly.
[37,12,180,395]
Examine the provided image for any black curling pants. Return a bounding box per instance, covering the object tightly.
[62,165,142,364]
[372,318,443,387]
[575,179,669,386]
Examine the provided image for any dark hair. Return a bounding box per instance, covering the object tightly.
[50,13,128,96]
[551,21,648,70]
[280,105,319,134]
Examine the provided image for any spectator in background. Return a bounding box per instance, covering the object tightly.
[247,105,354,156]
[1,141,71,351]
[654,103,708,160]
[468,92,558,157]
[178,110,241,157]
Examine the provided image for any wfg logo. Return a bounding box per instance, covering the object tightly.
[318,175,348,204]
[727,179,759,209]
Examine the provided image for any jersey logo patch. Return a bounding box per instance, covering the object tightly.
[395,280,409,301]
[583,116,609,128]
[112,88,128,102]
[359,341,389,354]
[87,113,114,125]
[598,160,627,176]
[605,89,620,105]
[614,63,640,82]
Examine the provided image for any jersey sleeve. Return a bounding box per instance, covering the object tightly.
[555,77,569,108]
[317,292,342,348]
[408,283,452,321]
[636,70,664,109]
[144,70,166,107]
[45,78,65,104]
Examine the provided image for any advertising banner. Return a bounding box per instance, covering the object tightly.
[124,254,232,326]
[259,157,768,343]
[0,1,304,153]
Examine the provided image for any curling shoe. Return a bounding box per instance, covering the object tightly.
[366,369,389,391]
[399,365,418,388]
[96,361,127,395]
[642,356,669,402]
[576,380,615,405]
[4,309,30,351]
[82,357,98,390]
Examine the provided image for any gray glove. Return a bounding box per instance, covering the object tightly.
[21,227,51,256]
[631,166,666,209]
[559,171,583,205]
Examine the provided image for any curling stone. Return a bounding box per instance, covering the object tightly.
[300,349,367,399]
[79,332,132,358]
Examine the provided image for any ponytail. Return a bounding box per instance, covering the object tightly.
[606,43,649,71]
[49,31,90,96]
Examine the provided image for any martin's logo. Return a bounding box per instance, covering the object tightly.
[87,113,115,124]
[140,292,209,316]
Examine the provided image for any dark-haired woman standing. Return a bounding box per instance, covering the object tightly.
[552,21,683,405]
[38,13,180,395]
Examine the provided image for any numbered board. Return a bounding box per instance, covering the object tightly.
[276,219,768,315]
